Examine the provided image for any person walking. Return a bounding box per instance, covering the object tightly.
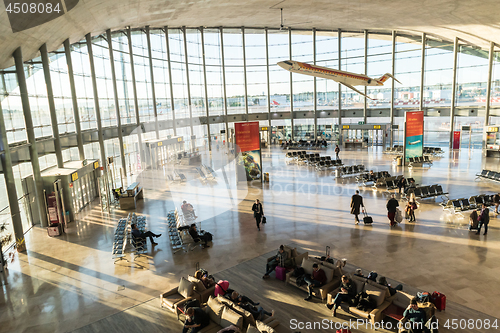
[334,145,340,160]
[350,190,364,225]
[476,203,490,235]
[386,194,399,227]
[252,199,264,231]
[405,193,417,222]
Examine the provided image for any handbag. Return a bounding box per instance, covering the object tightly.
[262,216,267,224]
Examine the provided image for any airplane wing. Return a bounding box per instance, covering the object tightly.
[338,82,375,100]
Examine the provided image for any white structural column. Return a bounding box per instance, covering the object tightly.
[390,31,396,146]
[164,27,177,136]
[420,33,426,111]
[200,27,211,149]
[313,28,317,139]
[242,28,249,119]
[265,28,271,128]
[106,29,127,176]
[449,37,459,148]
[127,27,145,164]
[220,28,229,136]
[289,29,294,139]
[363,30,368,123]
[484,42,495,150]
[338,29,342,129]
[182,27,193,135]
[13,47,47,228]
[146,26,160,138]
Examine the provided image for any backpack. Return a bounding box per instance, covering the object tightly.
[416,291,431,303]
[355,291,376,311]
[293,266,305,277]
[367,271,378,282]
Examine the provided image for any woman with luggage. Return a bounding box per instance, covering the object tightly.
[252,199,264,231]
[405,194,417,222]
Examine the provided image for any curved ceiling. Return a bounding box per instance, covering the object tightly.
[1,0,500,69]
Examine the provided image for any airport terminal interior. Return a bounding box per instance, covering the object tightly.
[1,1,500,332]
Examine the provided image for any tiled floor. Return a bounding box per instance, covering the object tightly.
[0,145,499,332]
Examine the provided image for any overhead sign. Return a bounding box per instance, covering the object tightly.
[71,172,78,182]
[373,125,381,129]
[261,127,268,131]
[488,127,499,132]
[177,137,182,142]
[93,161,99,169]
[342,125,350,129]
[462,126,471,131]
[358,121,365,125]
[158,142,163,147]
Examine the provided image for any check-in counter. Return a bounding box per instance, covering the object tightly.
[119,182,144,210]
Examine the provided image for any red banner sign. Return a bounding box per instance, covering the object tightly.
[406,111,424,137]
[453,131,461,149]
[235,122,260,152]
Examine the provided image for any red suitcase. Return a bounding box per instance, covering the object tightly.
[431,291,446,311]
[275,265,286,281]
[336,329,351,333]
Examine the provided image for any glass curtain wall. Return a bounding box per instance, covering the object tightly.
[92,36,117,128]
[204,29,225,118]
[341,32,364,110]
[245,29,268,114]
[131,30,154,124]
[1,67,27,143]
[72,41,98,130]
[111,31,135,125]
[25,55,52,138]
[268,30,291,113]
[223,29,245,115]
[186,29,206,119]
[490,49,500,125]
[168,28,189,121]
[394,35,421,108]
[151,29,173,123]
[366,34,392,109]
[316,31,339,113]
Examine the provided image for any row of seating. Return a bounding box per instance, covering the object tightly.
[441,193,499,216]
[336,165,365,177]
[372,175,404,188]
[476,169,500,182]
[408,155,433,167]
[168,208,203,253]
[286,151,343,170]
[406,184,448,201]
[384,177,416,192]
[202,164,217,179]
[281,141,328,149]
[112,217,128,263]
[130,213,148,260]
[355,171,391,186]
[384,146,444,156]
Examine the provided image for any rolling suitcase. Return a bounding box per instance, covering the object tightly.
[275,265,286,281]
[431,291,446,311]
[363,209,373,225]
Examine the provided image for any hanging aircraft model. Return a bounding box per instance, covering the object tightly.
[277,60,401,100]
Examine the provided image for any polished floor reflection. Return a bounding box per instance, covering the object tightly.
[0,145,499,332]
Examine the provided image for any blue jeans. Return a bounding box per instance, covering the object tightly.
[265,259,278,276]
[333,293,352,308]
[303,276,321,297]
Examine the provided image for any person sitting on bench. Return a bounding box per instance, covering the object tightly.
[327,275,356,316]
[182,200,198,218]
[131,223,161,246]
[188,224,210,248]
[400,298,428,333]
[182,307,210,333]
[304,263,327,301]
[262,245,288,279]
[194,270,215,288]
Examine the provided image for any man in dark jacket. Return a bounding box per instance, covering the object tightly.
[304,263,327,301]
[476,203,490,235]
[327,275,356,316]
[387,194,399,227]
[131,223,161,245]
[182,307,210,333]
[350,190,364,224]
[263,245,288,279]
[252,199,264,231]
[397,176,406,194]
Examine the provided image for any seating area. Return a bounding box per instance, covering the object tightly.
[441,193,500,216]
[335,164,365,178]
[408,155,433,167]
[161,270,279,333]
[406,184,449,201]
[112,217,128,263]
[355,171,391,186]
[285,151,343,170]
[281,140,328,150]
[371,174,404,189]
[202,164,217,180]
[475,169,500,183]
[384,145,444,156]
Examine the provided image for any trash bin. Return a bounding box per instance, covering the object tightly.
[396,156,402,166]
[264,172,269,182]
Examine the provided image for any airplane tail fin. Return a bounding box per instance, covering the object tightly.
[377,73,402,85]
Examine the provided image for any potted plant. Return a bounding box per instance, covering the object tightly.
[0,222,12,271]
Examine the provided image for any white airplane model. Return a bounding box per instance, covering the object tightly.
[277,60,401,100]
